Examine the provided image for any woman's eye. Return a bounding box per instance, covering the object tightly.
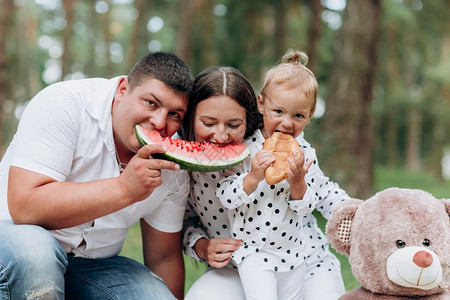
[169,112,180,119]
[396,240,406,248]
[228,124,241,129]
[202,122,214,127]
[422,239,430,247]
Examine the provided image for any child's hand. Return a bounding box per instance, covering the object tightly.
[249,150,275,182]
[286,149,314,200]
[243,150,274,195]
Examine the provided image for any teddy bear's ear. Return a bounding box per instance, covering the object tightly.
[326,199,363,256]
[443,199,450,216]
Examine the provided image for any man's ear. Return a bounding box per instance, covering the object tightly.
[115,77,129,99]
[257,94,264,114]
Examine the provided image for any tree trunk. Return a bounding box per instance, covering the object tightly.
[0,0,15,154]
[307,0,323,73]
[102,0,112,77]
[129,0,152,68]
[384,25,400,167]
[274,0,287,59]
[406,106,421,170]
[175,0,194,64]
[321,0,381,198]
[61,0,76,79]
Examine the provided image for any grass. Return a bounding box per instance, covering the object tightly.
[120,166,450,294]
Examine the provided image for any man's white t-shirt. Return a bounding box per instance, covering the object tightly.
[0,77,189,258]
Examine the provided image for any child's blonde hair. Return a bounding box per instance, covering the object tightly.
[260,50,317,112]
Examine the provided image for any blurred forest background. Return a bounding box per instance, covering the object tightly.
[0,0,449,200]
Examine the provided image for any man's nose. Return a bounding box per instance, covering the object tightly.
[151,112,167,130]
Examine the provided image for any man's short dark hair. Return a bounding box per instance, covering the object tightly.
[127,52,194,97]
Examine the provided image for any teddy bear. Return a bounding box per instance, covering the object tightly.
[326,187,449,299]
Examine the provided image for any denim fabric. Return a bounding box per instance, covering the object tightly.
[0,220,67,300]
[0,221,176,300]
[65,255,176,300]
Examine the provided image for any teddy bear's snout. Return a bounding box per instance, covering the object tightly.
[386,246,442,291]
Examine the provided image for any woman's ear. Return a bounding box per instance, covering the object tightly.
[257,94,264,114]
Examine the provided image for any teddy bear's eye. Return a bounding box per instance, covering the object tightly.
[396,240,406,248]
[422,239,430,247]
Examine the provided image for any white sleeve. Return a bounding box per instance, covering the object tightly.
[11,85,82,181]
[301,139,350,220]
[216,156,255,210]
[144,170,189,233]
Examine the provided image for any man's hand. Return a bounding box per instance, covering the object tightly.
[118,144,180,203]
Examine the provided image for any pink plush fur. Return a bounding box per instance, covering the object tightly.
[326,188,450,299]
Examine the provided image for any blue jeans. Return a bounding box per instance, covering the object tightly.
[0,220,176,300]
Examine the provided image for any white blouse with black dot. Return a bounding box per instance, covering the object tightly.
[183,129,349,275]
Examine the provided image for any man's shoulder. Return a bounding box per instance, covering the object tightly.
[49,77,118,91]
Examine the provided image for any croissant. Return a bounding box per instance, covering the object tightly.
[262,132,300,185]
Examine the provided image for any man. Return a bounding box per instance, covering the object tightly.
[0,52,193,299]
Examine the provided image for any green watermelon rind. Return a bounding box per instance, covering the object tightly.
[135,125,250,172]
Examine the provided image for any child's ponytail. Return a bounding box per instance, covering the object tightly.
[281,50,309,67]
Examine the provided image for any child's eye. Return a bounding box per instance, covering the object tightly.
[274,110,283,115]
[295,113,305,119]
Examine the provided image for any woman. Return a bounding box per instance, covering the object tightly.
[182,64,348,300]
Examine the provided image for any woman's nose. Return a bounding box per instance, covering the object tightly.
[213,132,228,143]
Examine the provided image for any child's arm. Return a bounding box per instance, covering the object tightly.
[299,138,350,219]
[243,150,274,195]
[216,152,267,210]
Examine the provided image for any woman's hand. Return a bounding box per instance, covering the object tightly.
[194,237,243,268]
[287,149,314,200]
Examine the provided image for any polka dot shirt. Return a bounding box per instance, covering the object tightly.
[183,130,349,275]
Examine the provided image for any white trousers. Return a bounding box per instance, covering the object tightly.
[185,265,345,300]
[238,255,305,300]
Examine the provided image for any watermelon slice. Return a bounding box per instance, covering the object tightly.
[135,124,250,172]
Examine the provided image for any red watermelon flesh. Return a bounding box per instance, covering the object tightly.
[135,124,250,172]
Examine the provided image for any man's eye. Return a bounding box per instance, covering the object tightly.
[147,100,157,108]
